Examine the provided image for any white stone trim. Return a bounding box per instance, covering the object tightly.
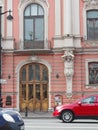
[63,0,72,35]
[63,0,80,36]
[83,7,87,40]
[72,0,80,35]
[18,0,49,50]
[0,0,3,6]
[1,0,14,50]
[55,0,61,36]
[7,0,13,37]
[85,58,98,88]
[54,0,81,49]
[83,0,98,40]
[0,0,4,37]
[2,38,14,49]
[15,56,52,110]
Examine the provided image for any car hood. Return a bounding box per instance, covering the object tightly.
[56,102,78,110]
[0,108,23,123]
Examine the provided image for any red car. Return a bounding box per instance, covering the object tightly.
[53,94,98,123]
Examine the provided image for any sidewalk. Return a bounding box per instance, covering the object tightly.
[20,111,54,119]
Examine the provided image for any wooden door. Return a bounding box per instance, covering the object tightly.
[19,63,49,112]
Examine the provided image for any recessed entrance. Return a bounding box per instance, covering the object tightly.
[19,63,49,112]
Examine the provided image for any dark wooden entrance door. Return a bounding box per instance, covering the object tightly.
[19,63,48,111]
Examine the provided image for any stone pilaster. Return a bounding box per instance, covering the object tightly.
[63,0,72,35]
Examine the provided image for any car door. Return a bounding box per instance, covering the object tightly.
[95,95,98,115]
[75,96,96,116]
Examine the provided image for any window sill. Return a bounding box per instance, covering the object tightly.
[83,39,98,43]
[85,84,98,89]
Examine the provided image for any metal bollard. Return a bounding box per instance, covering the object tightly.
[25,107,28,117]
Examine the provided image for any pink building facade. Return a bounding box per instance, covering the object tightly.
[1,0,98,111]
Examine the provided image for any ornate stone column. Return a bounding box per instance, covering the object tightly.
[62,50,74,97]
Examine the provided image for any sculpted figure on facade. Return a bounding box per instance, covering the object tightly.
[62,50,74,79]
[62,50,74,97]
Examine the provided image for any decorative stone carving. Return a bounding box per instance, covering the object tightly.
[62,50,74,78]
[62,50,74,97]
[19,0,48,6]
[28,56,39,62]
[84,0,98,9]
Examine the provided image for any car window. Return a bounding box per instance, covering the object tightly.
[81,96,95,104]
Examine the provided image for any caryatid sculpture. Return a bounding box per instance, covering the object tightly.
[62,50,74,97]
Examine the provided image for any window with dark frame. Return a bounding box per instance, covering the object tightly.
[24,4,44,42]
[89,62,98,84]
[87,10,98,40]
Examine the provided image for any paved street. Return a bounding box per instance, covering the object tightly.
[24,118,98,130]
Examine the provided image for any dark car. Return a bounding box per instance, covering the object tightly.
[53,94,98,123]
[0,108,24,130]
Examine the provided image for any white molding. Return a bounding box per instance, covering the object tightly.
[7,0,13,37]
[84,0,98,9]
[72,0,80,35]
[83,0,98,39]
[54,0,81,49]
[85,58,98,88]
[54,36,81,48]
[55,0,61,36]
[1,0,4,37]
[1,0,14,50]
[2,38,14,49]
[0,0,3,6]
[63,0,72,35]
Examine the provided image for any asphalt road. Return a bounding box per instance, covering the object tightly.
[24,118,98,130]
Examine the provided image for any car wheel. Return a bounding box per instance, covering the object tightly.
[61,110,74,123]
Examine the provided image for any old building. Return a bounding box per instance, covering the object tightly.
[0,0,98,111]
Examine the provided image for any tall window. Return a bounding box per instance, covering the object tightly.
[88,62,98,84]
[87,10,98,40]
[24,4,44,42]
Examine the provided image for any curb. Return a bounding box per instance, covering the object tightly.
[20,111,54,119]
[22,116,55,119]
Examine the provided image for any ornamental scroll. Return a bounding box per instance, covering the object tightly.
[84,0,98,8]
[62,50,74,97]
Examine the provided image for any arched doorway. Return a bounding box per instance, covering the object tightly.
[19,63,49,112]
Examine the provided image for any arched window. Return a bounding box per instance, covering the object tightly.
[87,10,98,40]
[24,3,44,49]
